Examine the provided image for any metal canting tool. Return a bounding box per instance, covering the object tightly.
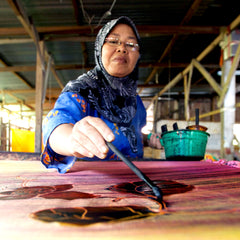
[106,141,163,202]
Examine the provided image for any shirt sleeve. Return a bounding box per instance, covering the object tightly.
[41,93,147,173]
[41,92,88,173]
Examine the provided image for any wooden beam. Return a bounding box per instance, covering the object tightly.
[6,0,34,38]
[0,38,32,44]
[0,62,220,73]
[35,25,223,35]
[1,90,34,110]
[50,65,64,89]
[150,31,223,100]
[0,58,33,88]
[192,59,222,96]
[146,15,240,110]
[3,88,61,95]
[0,65,36,72]
[7,0,45,70]
[0,25,223,37]
[139,0,203,94]
[189,102,240,121]
[71,0,82,25]
[6,0,66,94]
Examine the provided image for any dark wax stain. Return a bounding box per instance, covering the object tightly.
[107,180,194,198]
[6,179,193,225]
[31,206,161,226]
[0,184,97,200]
[31,180,192,226]
[40,191,99,200]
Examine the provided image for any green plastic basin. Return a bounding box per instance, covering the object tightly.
[160,129,210,161]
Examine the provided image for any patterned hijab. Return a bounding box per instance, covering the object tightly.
[62,16,141,152]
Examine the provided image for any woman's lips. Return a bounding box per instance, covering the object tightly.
[113,56,127,63]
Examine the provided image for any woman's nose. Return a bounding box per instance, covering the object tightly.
[116,43,127,53]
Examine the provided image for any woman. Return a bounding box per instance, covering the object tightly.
[41,16,161,173]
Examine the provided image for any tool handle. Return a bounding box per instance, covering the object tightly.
[106,142,163,200]
[195,108,199,126]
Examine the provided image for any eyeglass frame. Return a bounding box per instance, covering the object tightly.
[104,37,140,52]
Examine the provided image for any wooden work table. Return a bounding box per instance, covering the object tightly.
[0,159,240,240]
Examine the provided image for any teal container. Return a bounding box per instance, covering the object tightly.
[160,129,210,161]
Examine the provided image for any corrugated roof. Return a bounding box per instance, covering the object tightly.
[0,0,239,115]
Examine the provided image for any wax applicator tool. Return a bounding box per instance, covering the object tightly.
[186,108,208,132]
[106,142,163,203]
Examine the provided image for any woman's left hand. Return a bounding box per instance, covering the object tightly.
[148,133,162,149]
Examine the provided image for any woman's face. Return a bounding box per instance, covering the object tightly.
[101,24,140,78]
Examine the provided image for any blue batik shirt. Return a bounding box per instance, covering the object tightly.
[41,92,146,173]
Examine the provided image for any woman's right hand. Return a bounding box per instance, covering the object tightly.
[49,116,115,159]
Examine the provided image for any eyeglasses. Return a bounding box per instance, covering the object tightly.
[104,37,139,52]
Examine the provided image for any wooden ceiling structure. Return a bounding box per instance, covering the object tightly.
[0,0,240,118]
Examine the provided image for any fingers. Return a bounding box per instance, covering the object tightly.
[148,133,163,149]
[71,116,115,159]
[154,133,163,149]
[84,116,115,142]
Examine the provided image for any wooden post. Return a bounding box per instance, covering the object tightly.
[153,98,158,133]
[218,42,240,107]
[35,41,45,153]
[222,59,236,160]
[184,70,191,121]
